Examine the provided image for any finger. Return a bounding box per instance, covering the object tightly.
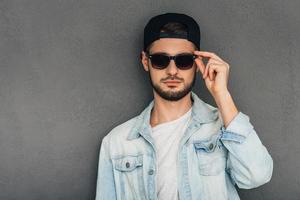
[194,51,224,62]
[209,64,217,81]
[208,63,224,81]
[194,51,223,61]
[194,57,206,75]
[204,62,209,79]
[203,59,222,79]
[208,57,224,64]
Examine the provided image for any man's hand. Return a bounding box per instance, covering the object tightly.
[193,50,230,98]
[193,50,239,128]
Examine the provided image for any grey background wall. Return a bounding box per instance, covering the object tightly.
[0,0,299,199]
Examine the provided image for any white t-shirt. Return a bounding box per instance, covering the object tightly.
[150,107,192,200]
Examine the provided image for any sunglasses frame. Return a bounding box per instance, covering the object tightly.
[145,52,198,70]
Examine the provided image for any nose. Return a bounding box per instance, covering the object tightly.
[165,59,178,75]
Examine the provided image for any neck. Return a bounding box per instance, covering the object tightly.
[150,91,193,128]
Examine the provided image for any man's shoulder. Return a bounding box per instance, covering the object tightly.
[103,115,139,141]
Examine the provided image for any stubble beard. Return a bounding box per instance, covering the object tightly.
[148,70,197,101]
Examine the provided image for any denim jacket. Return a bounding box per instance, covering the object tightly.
[95,91,273,200]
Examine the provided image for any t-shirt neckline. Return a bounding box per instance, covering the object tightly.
[151,107,192,131]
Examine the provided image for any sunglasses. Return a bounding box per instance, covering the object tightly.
[146,52,198,70]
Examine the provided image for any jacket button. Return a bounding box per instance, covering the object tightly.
[209,143,214,150]
[148,169,154,175]
[126,162,130,168]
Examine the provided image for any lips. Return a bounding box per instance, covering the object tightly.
[164,81,181,87]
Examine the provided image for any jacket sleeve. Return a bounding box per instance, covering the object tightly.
[95,136,117,200]
[218,111,274,189]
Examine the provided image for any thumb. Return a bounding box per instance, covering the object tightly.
[195,57,206,75]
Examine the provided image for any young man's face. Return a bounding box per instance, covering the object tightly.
[141,38,199,101]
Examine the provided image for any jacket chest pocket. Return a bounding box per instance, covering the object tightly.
[112,154,146,200]
[114,155,143,172]
[193,135,227,176]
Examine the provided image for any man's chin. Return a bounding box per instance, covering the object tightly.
[154,87,191,101]
[160,87,182,95]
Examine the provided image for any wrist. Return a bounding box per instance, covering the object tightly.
[213,89,230,101]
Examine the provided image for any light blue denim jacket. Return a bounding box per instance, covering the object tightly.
[95,91,273,200]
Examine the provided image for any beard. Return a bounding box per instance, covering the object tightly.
[148,69,197,101]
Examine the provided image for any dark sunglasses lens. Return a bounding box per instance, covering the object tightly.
[150,54,169,69]
[176,55,195,69]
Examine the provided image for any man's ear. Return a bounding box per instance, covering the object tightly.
[140,51,149,72]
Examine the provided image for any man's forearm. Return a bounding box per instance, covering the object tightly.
[214,91,239,128]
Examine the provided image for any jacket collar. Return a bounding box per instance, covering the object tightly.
[127,91,219,140]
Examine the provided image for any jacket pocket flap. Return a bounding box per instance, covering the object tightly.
[114,155,143,172]
[193,136,220,153]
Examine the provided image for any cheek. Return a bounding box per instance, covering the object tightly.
[184,71,196,80]
[149,70,162,82]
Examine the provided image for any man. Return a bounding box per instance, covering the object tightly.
[95,12,273,200]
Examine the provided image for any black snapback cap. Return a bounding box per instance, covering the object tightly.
[143,12,201,52]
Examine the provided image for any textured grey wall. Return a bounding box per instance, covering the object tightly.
[0,0,299,199]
